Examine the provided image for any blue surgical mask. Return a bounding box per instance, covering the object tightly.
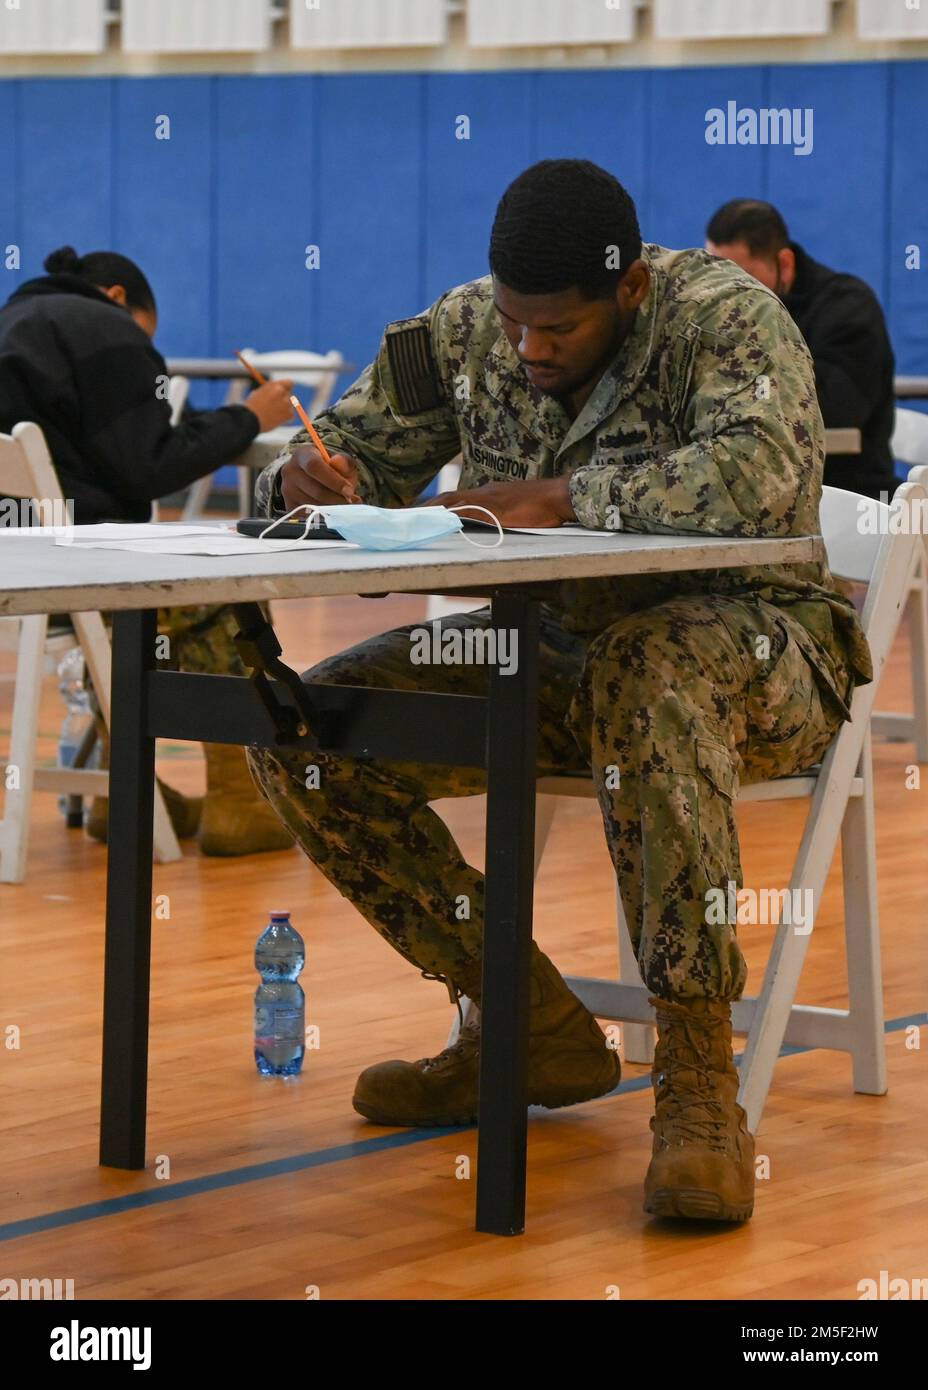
[261,503,503,552]
[318,503,462,551]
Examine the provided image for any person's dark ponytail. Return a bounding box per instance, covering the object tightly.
[42,244,157,315]
[44,245,83,276]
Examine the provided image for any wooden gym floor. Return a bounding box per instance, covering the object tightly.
[1,572,926,1301]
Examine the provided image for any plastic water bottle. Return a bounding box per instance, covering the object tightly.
[254,912,306,1076]
[57,646,97,822]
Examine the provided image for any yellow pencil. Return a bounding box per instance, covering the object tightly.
[290,393,334,465]
[235,350,267,385]
[290,394,360,502]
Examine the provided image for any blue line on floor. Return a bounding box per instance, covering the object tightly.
[0,1128,465,1244]
[1,1011,924,1245]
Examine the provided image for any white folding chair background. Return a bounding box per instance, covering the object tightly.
[0,422,182,883]
[448,479,927,1134]
[180,349,347,521]
[869,415,928,757]
[167,374,190,427]
[424,455,486,621]
[891,407,928,469]
[150,374,191,523]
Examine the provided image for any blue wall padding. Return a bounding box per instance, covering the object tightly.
[646,66,767,249]
[1,62,925,476]
[888,64,928,379]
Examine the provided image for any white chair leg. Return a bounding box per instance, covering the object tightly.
[737,750,853,1132]
[841,738,887,1096]
[617,882,655,1064]
[446,995,480,1046]
[908,552,928,762]
[181,474,213,522]
[72,611,182,865]
[0,616,48,884]
[238,464,253,518]
[151,784,183,864]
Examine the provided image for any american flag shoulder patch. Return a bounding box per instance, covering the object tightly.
[384,320,444,415]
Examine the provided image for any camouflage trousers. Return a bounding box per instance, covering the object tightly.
[247,596,848,1003]
[156,605,247,676]
[89,606,245,731]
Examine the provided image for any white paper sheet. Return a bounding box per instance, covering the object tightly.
[6,519,620,554]
[44,522,351,556]
[59,537,349,556]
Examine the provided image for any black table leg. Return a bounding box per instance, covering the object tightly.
[99,610,157,1169]
[475,592,539,1235]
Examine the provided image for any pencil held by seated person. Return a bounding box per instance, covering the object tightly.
[290,393,361,503]
[236,349,267,385]
[234,352,295,433]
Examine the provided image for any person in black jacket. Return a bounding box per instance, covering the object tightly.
[705,200,897,501]
[0,245,293,522]
[0,246,297,855]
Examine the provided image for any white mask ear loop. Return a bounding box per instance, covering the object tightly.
[258,503,324,548]
[447,504,505,548]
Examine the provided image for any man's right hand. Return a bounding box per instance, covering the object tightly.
[241,379,295,433]
[280,444,362,508]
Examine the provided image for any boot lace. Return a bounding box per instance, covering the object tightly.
[417,1017,481,1073]
[416,970,478,1072]
[420,969,468,1029]
[653,1014,729,1152]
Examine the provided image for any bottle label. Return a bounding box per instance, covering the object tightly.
[255,1006,303,1038]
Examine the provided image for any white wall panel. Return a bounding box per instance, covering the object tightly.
[0,0,106,54]
[858,0,928,41]
[291,0,446,49]
[122,0,272,54]
[467,0,635,48]
[653,0,831,40]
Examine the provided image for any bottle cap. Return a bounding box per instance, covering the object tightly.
[269,910,290,920]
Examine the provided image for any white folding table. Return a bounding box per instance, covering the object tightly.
[0,525,822,1234]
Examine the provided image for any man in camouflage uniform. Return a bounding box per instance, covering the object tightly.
[248,161,871,1223]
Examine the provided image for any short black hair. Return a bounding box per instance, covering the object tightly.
[705,199,790,259]
[44,245,157,314]
[489,159,642,300]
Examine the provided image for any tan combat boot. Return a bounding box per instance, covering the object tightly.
[644,995,754,1223]
[198,743,295,856]
[352,944,621,1126]
[85,725,201,843]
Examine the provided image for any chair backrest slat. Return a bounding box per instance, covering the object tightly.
[0,423,64,521]
[892,406,928,467]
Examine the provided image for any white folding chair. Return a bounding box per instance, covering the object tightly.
[449,479,927,1132]
[869,418,928,758]
[892,407,928,469]
[149,374,191,523]
[0,423,182,883]
[181,349,348,521]
[422,455,486,621]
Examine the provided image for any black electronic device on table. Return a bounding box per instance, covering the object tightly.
[236,517,346,541]
[237,513,497,542]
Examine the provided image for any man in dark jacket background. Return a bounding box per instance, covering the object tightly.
[0,245,293,522]
[706,200,897,500]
